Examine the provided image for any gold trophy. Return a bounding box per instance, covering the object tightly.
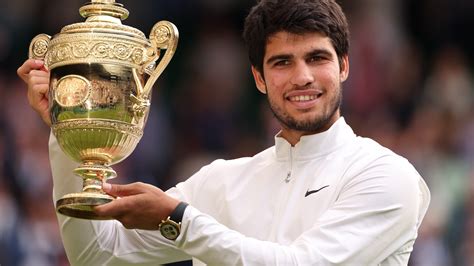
[28,0,178,219]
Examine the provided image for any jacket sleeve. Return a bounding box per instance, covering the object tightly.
[173,156,430,265]
[49,133,192,265]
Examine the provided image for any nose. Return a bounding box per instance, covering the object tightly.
[290,62,314,87]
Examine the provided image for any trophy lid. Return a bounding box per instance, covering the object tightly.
[39,0,155,70]
[58,0,146,39]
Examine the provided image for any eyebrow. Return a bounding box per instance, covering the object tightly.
[266,54,293,65]
[306,49,333,59]
[265,48,334,65]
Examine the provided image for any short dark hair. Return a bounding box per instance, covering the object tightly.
[243,0,350,74]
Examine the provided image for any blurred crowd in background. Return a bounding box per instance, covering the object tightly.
[0,0,473,265]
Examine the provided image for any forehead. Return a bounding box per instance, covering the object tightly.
[264,31,336,58]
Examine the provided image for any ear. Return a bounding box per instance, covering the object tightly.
[339,55,349,82]
[251,66,267,94]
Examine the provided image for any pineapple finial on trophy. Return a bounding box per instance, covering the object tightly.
[80,0,129,23]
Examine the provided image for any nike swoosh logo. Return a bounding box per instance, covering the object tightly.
[305,185,330,197]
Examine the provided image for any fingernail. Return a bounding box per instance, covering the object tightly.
[103,182,112,192]
[34,60,43,65]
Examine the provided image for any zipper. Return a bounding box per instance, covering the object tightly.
[284,147,293,183]
[268,146,295,240]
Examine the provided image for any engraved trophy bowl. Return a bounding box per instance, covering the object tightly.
[28,0,178,219]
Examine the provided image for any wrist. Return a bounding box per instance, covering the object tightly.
[169,201,188,224]
[164,199,180,221]
[159,201,189,240]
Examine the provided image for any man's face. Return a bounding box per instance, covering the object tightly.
[252,31,349,139]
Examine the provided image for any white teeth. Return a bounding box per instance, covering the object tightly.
[289,95,317,102]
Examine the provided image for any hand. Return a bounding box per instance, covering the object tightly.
[94,182,180,230]
[17,59,51,126]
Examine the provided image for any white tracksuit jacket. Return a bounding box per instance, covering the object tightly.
[49,117,430,265]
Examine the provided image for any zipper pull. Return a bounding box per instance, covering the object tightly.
[285,171,291,183]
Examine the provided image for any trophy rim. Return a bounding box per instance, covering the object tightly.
[56,192,114,220]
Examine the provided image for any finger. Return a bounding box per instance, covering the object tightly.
[94,198,128,218]
[102,182,147,198]
[29,69,50,79]
[26,80,52,126]
[17,59,45,82]
[28,84,49,104]
[28,76,50,91]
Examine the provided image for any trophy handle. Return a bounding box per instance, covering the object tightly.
[141,21,179,97]
[29,34,51,64]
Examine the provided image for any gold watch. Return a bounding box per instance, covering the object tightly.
[159,202,188,240]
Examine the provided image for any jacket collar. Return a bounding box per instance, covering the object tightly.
[274,117,356,161]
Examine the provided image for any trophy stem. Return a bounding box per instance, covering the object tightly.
[56,162,117,220]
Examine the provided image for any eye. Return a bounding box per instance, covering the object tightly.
[274,59,291,66]
[308,55,325,63]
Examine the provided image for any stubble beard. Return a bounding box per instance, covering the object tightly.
[267,85,342,133]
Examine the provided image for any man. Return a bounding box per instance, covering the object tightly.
[18,0,430,264]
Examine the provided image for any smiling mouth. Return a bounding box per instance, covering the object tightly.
[288,95,316,102]
[287,92,322,102]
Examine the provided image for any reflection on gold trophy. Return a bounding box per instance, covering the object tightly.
[28,0,178,219]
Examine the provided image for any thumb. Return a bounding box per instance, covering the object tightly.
[102,182,144,197]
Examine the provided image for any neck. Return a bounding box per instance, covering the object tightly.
[279,115,340,146]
